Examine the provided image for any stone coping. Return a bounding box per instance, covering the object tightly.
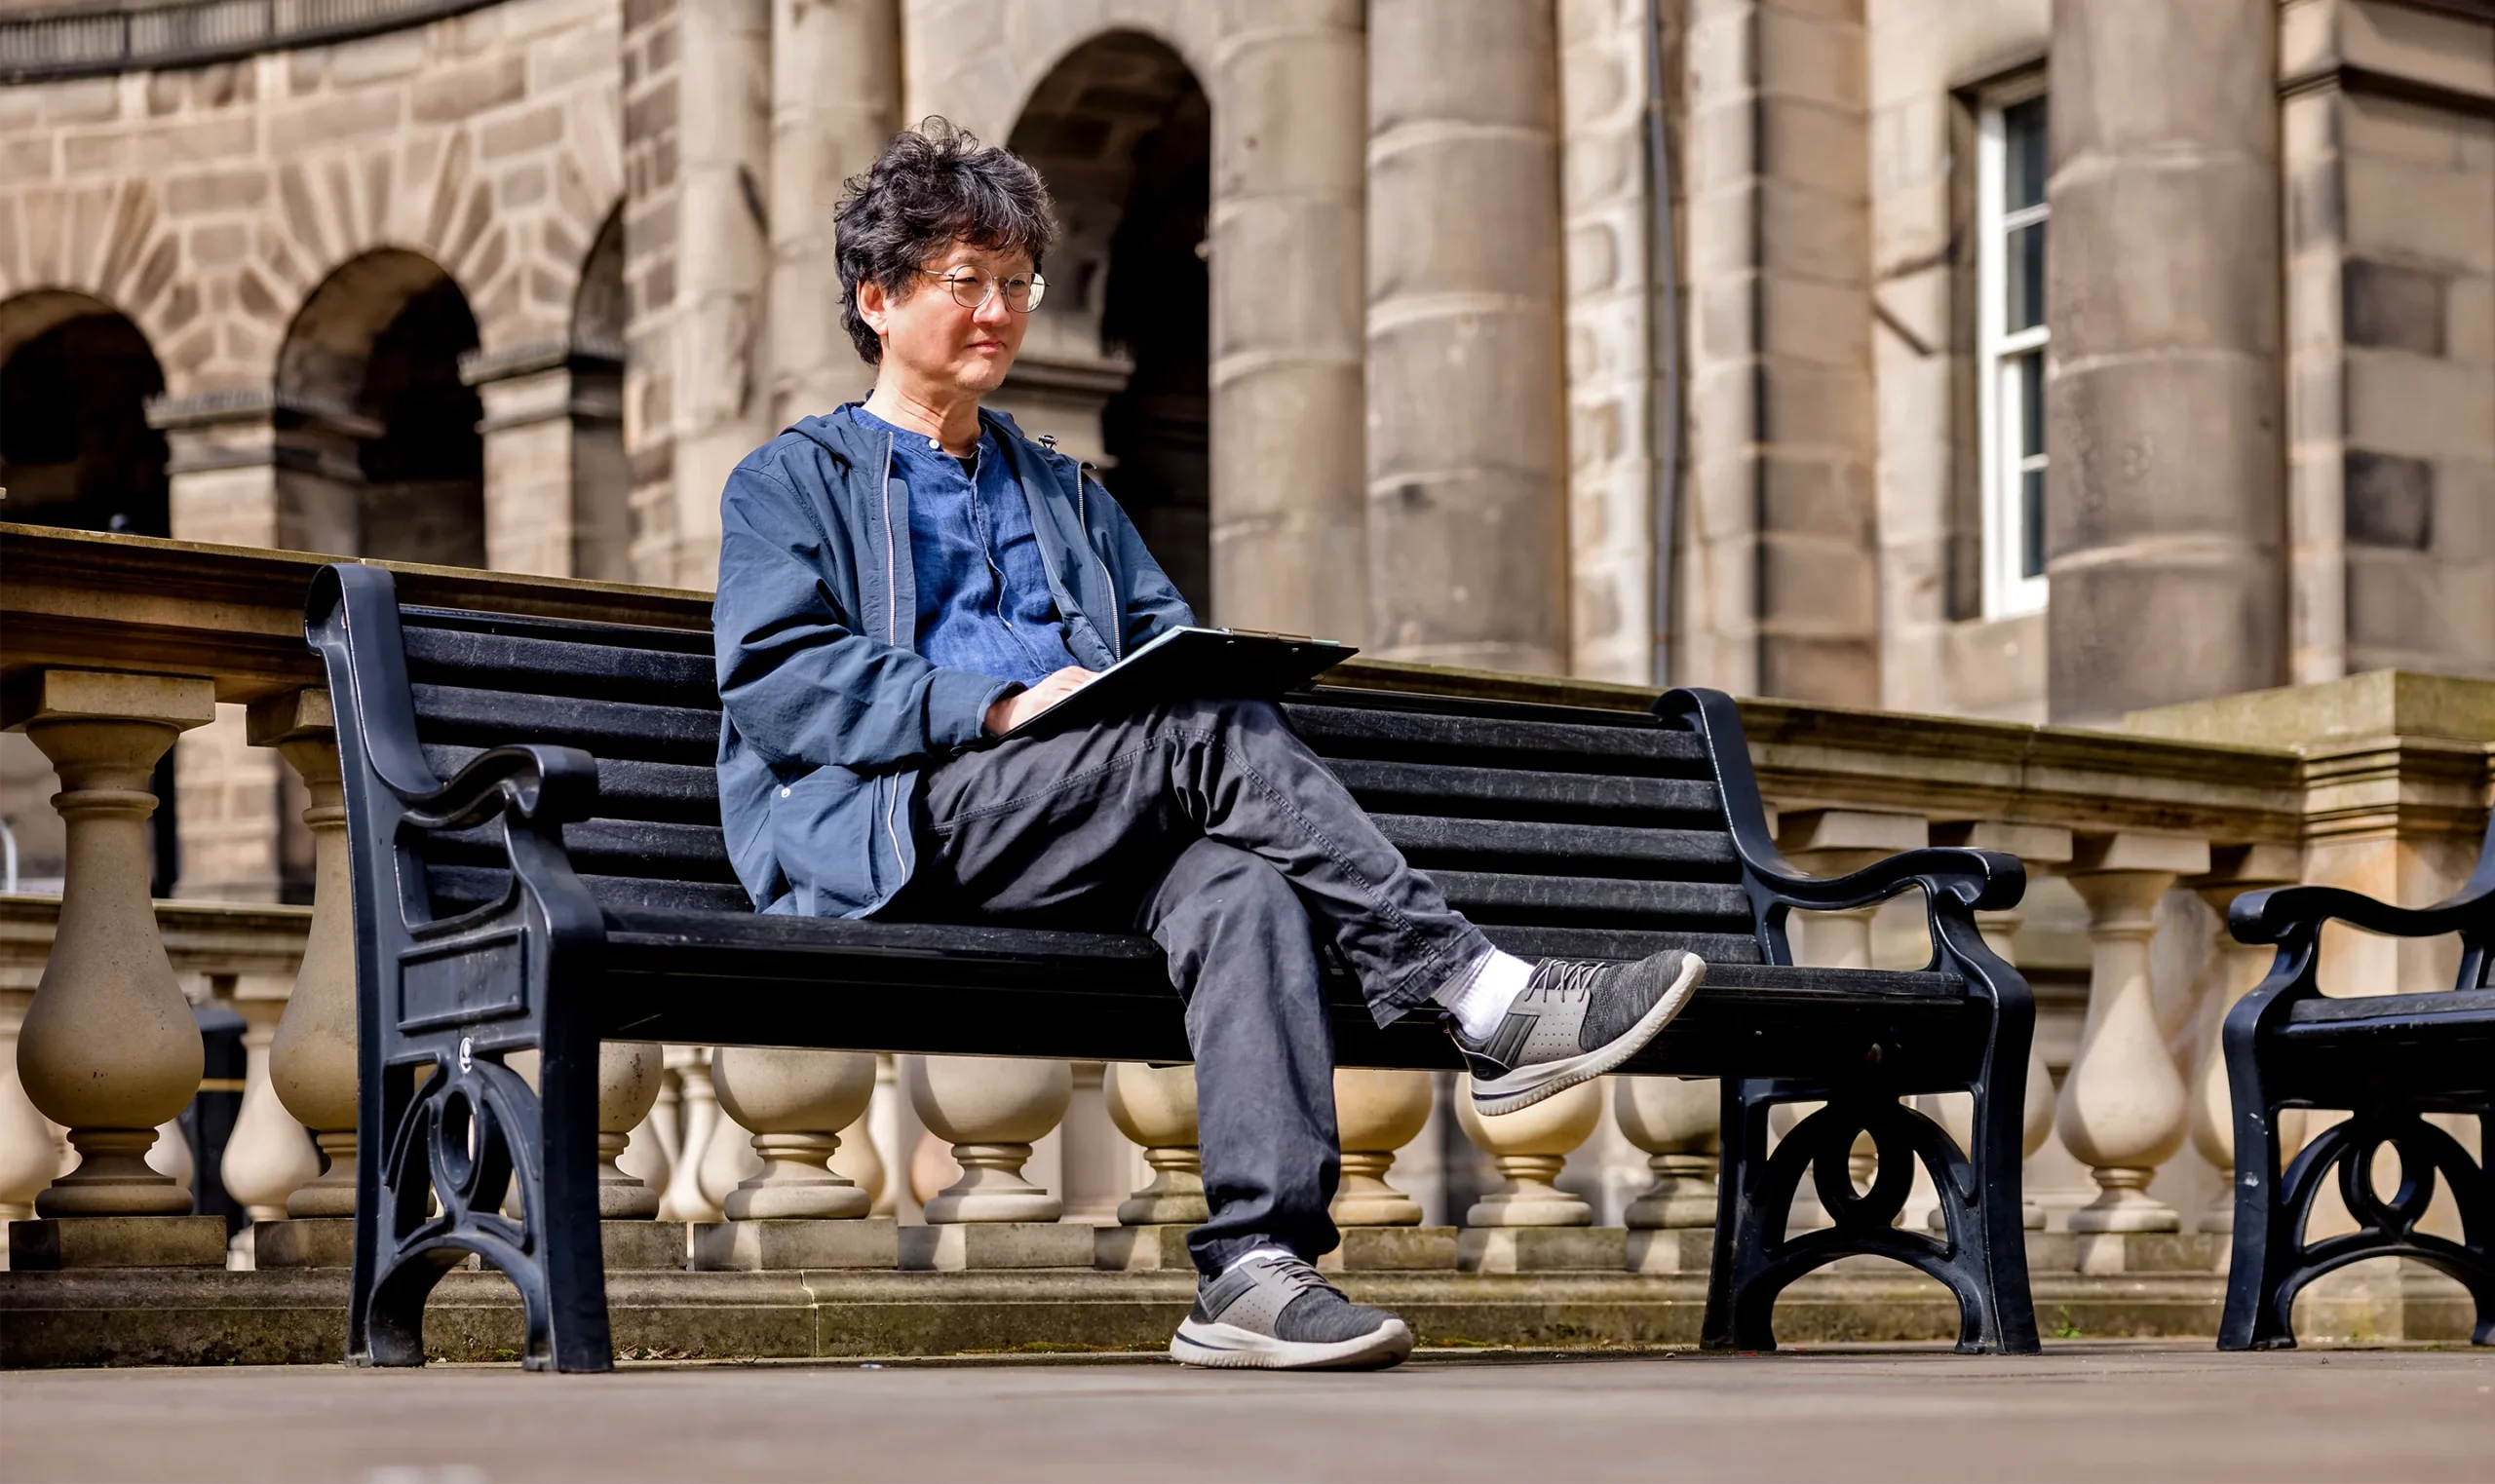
[2,524,2342,845]
[0,893,309,997]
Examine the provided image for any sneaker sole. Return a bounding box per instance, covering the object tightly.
[1169,1315,1414,1371]
[1469,953,1708,1117]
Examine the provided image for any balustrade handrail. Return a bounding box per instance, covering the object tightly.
[0,0,499,83]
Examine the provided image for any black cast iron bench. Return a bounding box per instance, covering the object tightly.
[2219,812,2494,1348]
[308,562,2042,1372]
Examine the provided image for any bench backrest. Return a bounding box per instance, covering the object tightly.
[377,601,1769,966]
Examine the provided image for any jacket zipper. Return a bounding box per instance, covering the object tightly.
[877,429,905,885]
[1075,459,1121,661]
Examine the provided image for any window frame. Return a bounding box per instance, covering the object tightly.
[1975,77,2051,620]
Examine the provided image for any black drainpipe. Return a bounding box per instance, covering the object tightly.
[1644,0,1685,688]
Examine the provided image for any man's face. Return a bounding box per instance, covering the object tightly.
[859,240,1033,397]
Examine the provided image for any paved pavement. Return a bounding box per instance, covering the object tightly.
[4,1344,2489,1482]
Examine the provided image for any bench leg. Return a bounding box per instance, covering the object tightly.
[346,1048,613,1372]
[1704,1080,2038,1354]
[2223,1099,2495,1350]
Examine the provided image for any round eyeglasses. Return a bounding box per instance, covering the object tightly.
[919,268,1047,314]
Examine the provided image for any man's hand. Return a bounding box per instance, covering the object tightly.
[983,666,1097,735]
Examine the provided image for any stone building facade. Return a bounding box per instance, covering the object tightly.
[1,0,2489,899]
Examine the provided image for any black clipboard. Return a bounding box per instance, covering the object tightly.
[1000,627,1359,737]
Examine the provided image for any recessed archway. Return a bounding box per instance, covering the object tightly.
[277,249,484,566]
[1006,30,1211,614]
[567,206,632,583]
[0,290,171,538]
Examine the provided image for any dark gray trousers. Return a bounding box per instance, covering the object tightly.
[895,696,1490,1275]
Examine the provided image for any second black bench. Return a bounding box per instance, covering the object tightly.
[309,562,2042,1371]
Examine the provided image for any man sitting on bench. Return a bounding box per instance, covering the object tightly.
[711,120,1708,1372]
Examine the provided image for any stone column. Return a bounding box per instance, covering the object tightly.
[1097,1061,1205,1272]
[2056,831,2209,1233]
[1455,1075,1618,1272]
[2186,846,2306,1233]
[250,692,359,1222]
[466,342,633,582]
[1677,0,1878,704]
[902,1055,1090,1270]
[1209,0,1369,639]
[1364,0,1569,672]
[2045,0,2286,723]
[625,0,775,586]
[595,1042,668,1221]
[4,671,213,1224]
[1618,1075,1720,1273]
[765,0,899,426]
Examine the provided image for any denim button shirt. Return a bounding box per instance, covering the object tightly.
[859,407,1085,689]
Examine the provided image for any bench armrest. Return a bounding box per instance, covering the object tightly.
[398,744,600,833]
[2228,880,2493,947]
[1656,686,2026,969]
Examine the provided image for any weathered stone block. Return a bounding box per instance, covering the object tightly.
[1094,1224,1193,1273]
[694,1217,893,1272]
[898,1222,1094,1272]
[1625,1227,1713,1275]
[604,1220,690,1271]
[2345,258,2447,357]
[2070,1231,2224,1275]
[10,1216,229,1270]
[1319,1227,1459,1273]
[253,1217,352,1270]
[2345,449,2436,550]
[1459,1226,1629,1274]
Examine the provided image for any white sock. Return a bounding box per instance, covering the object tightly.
[1432,949,1535,1041]
[1223,1244,1294,1275]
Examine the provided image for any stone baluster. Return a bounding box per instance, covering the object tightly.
[699,1046,891,1270]
[902,1055,1089,1270]
[695,1076,764,1214]
[826,1100,885,1212]
[658,1046,723,1223]
[1776,810,1927,1227]
[0,985,61,1225]
[212,997,318,1230]
[595,1042,667,1219]
[1617,1076,1720,1273]
[1455,1075,1615,1272]
[2057,831,2209,1234]
[1326,1067,1452,1272]
[1056,1060,1130,1227]
[250,691,358,1221]
[4,670,213,1238]
[1097,1061,1205,1271]
[2186,845,2306,1234]
[615,1061,676,1198]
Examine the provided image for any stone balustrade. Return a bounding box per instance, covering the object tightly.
[3,524,2486,1311]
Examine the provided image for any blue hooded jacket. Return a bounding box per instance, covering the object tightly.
[712,403,1195,917]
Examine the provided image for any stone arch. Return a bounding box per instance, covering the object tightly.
[275,247,484,566]
[0,289,170,537]
[1003,30,1212,612]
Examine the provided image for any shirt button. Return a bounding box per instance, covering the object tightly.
[780,786,791,798]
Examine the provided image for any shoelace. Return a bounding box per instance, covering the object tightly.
[1247,1252,1336,1302]
[1523,957,1610,1007]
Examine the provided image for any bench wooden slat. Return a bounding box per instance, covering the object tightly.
[1373,814,1737,878]
[426,863,751,915]
[1424,867,1751,929]
[422,818,736,880]
[1284,703,1709,774]
[2279,987,2495,1027]
[1325,757,1724,823]
[409,682,718,764]
[403,624,716,707]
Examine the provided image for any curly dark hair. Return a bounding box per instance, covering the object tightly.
[835,118,1057,365]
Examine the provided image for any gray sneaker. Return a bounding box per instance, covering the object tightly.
[1170,1251,1414,1370]
[1453,949,1707,1116]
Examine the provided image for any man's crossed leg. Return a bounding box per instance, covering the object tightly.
[897,697,1706,1369]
